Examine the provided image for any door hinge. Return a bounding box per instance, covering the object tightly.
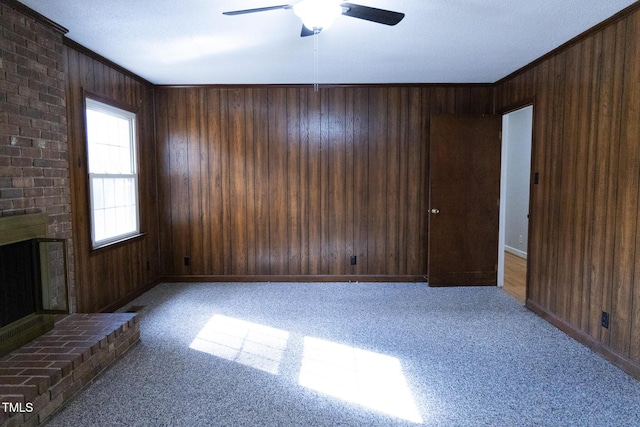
[499,131,502,140]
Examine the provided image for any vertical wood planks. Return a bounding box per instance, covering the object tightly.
[610,13,639,358]
[186,89,202,273]
[327,88,347,275]
[405,88,425,275]
[351,88,370,274]
[155,85,493,279]
[367,88,388,275]
[267,88,288,275]
[169,89,190,275]
[253,89,271,275]
[65,43,159,312]
[631,10,640,366]
[286,88,302,275]
[229,88,249,274]
[495,6,640,373]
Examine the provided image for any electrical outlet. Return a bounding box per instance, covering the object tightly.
[350,255,357,265]
[601,311,609,329]
[519,235,523,244]
[184,256,190,267]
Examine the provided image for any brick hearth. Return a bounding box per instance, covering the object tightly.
[0,313,139,427]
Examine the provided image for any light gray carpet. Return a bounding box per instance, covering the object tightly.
[46,282,640,426]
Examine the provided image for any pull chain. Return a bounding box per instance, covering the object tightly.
[314,29,319,92]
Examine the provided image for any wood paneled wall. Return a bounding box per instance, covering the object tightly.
[496,4,640,377]
[65,41,160,312]
[155,85,493,279]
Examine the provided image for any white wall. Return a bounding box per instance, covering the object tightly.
[504,106,532,257]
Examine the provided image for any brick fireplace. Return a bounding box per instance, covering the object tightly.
[0,1,75,312]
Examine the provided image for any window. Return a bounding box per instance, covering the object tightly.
[85,97,139,248]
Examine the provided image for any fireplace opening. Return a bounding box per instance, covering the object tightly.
[0,239,38,327]
[0,214,69,357]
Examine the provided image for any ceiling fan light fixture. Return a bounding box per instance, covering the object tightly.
[293,0,343,31]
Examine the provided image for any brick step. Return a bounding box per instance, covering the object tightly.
[0,313,139,427]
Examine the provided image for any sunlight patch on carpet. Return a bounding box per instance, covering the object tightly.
[299,336,423,423]
[189,314,289,374]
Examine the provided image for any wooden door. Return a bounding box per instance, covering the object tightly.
[428,114,501,286]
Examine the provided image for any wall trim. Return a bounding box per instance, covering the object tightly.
[157,275,428,283]
[155,83,495,90]
[505,245,527,259]
[99,278,162,314]
[526,300,640,382]
[497,98,535,116]
[63,37,154,87]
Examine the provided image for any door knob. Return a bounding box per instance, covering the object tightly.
[431,208,440,214]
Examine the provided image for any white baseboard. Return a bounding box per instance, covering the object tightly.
[505,245,527,259]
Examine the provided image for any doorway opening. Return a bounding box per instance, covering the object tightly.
[498,105,533,303]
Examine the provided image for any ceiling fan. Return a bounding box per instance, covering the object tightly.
[223,1,405,37]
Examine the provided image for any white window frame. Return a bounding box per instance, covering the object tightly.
[85,97,140,249]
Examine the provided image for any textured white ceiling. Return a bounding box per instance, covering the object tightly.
[17,0,638,85]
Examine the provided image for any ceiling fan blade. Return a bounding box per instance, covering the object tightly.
[340,2,405,25]
[223,4,292,16]
[300,25,320,37]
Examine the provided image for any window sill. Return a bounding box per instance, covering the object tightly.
[91,233,146,253]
